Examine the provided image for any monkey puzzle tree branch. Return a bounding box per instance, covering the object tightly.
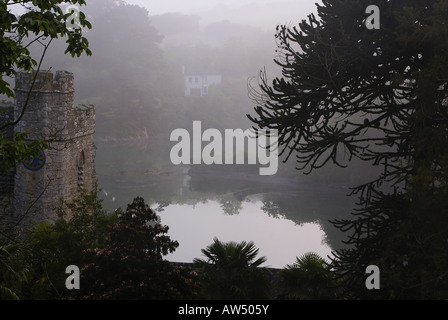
[248,0,448,299]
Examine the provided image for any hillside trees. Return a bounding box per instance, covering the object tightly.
[31,0,169,139]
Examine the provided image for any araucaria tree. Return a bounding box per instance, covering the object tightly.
[249,0,448,299]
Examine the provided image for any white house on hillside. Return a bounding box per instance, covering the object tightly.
[184,73,222,97]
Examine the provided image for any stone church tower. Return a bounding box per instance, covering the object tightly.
[10,70,96,228]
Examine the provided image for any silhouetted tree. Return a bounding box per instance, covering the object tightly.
[7,188,114,299]
[80,197,199,299]
[0,244,31,299]
[277,252,338,299]
[193,237,271,299]
[249,0,448,299]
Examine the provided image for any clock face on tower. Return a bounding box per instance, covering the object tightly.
[22,150,46,171]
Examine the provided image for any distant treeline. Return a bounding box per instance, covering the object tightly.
[21,0,276,141]
[10,0,380,185]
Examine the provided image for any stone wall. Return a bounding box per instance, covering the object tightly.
[0,101,15,226]
[9,70,96,229]
[0,101,15,195]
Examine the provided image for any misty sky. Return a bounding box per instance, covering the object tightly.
[125,0,321,30]
[125,0,317,15]
[125,0,258,14]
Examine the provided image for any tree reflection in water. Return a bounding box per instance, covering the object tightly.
[96,144,356,268]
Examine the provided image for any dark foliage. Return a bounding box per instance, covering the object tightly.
[80,197,200,299]
[193,237,271,299]
[249,0,448,299]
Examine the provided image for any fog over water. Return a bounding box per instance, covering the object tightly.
[12,0,369,267]
[3,0,447,302]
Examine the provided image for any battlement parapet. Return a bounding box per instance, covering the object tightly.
[13,71,94,141]
[3,70,97,228]
[75,103,95,114]
[73,104,96,137]
[15,70,74,94]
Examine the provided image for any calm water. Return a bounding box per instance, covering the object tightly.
[159,201,333,268]
[95,141,354,268]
